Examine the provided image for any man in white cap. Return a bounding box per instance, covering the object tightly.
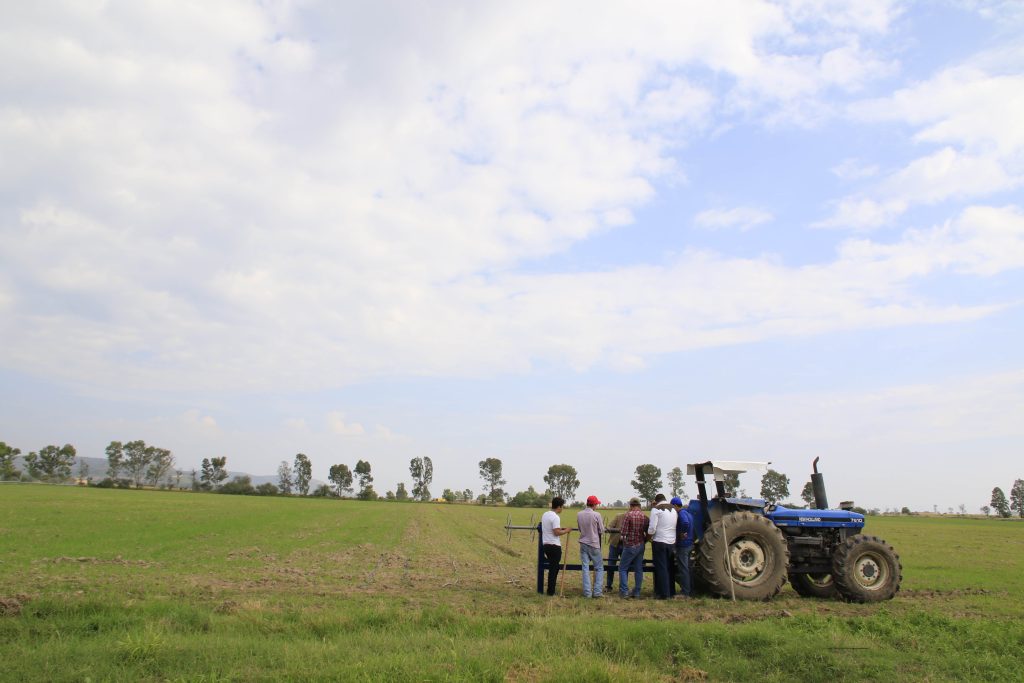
[577,494,606,598]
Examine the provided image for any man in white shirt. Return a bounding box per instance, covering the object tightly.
[646,493,677,599]
[541,496,571,596]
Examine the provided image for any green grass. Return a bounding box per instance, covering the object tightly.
[1,486,1022,681]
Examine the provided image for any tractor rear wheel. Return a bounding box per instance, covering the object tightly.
[832,535,902,603]
[697,511,789,600]
[789,572,838,598]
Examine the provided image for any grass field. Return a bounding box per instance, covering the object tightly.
[1,485,1022,682]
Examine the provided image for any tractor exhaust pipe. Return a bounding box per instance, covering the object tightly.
[811,457,829,510]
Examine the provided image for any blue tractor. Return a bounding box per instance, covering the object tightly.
[685,459,902,602]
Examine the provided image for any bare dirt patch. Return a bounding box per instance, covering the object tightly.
[901,588,991,598]
[37,556,156,567]
[0,594,29,617]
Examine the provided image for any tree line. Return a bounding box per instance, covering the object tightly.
[6,437,1021,515]
[988,480,1024,518]
[0,441,77,482]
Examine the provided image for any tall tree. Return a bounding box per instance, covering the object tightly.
[478,458,506,504]
[23,451,42,479]
[801,481,815,507]
[146,447,175,487]
[760,469,790,504]
[277,461,294,494]
[209,456,228,489]
[354,460,373,495]
[543,464,580,502]
[0,441,22,481]
[26,444,77,481]
[200,458,213,490]
[328,463,354,497]
[509,486,546,508]
[197,456,229,491]
[409,456,434,501]
[1010,479,1024,518]
[76,458,90,482]
[631,464,662,506]
[293,453,313,496]
[667,467,685,498]
[357,484,378,501]
[395,482,410,501]
[105,441,124,480]
[991,487,1010,518]
[722,472,741,495]
[123,440,152,488]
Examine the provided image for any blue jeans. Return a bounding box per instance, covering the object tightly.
[580,543,604,597]
[675,544,692,596]
[619,544,644,597]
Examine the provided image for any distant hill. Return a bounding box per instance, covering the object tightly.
[10,455,323,490]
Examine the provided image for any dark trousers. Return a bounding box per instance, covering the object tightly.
[652,541,673,598]
[605,543,622,589]
[668,546,677,597]
[675,544,692,596]
[543,544,562,595]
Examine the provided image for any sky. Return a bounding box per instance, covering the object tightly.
[2,0,1023,512]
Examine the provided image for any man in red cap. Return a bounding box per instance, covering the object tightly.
[577,494,606,597]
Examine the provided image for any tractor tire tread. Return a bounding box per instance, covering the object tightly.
[696,511,789,601]
[832,534,902,603]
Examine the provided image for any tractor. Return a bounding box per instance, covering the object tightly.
[685,459,902,602]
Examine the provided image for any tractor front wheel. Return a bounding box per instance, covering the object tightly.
[697,511,789,600]
[789,572,838,599]
[832,535,902,603]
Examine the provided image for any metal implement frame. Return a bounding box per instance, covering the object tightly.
[504,518,655,594]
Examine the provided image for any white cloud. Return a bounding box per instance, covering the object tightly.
[831,158,880,180]
[681,370,1024,464]
[1,1,1017,394]
[182,409,218,432]
[815,197,906,230]
[821,55,1024,229]
[694,207,774,231]
[781,0,901,34]
[497,413,573,426]
[666,368,1024,508]
[327,412,365,436]
[839,204,1024,278]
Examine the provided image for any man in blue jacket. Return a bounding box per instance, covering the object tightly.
[671,496,694,597]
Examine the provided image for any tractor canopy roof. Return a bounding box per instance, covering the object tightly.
[686,461,770,478]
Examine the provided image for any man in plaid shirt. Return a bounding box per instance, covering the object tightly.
[617,498,649,598]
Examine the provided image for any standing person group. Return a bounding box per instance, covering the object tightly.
[539,493,696,599]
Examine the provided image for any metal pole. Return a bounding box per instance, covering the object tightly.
[559,531,571,597]
[721,515,736,602]
[536,523,544,594]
